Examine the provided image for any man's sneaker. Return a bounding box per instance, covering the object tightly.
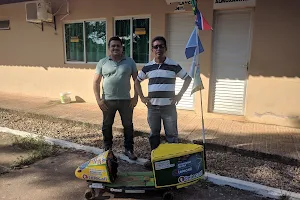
[124,149,137,160]
[144,160,153,171]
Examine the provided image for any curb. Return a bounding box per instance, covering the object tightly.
[0,127,148,165]
[1,127,299,200]
[206,173,300,200]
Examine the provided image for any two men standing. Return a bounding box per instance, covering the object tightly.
[93,36,191,163]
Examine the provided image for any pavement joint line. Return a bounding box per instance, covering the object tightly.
[1,126,300,200]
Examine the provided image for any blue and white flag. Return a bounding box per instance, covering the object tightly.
[185,26,205,95]
[185,26,204,59]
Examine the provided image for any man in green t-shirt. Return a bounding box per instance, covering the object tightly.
[93,36,138,160]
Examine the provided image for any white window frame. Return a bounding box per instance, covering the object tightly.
[0,19,10,30]
[114,15,151,64]
[63,18,107,64]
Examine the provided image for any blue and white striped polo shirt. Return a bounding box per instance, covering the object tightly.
[137,57,190,106]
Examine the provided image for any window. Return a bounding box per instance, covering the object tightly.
[64,20,106,63]
[115,17,150,63]
[0,20,10,30]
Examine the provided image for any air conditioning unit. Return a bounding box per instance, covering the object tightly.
[25,0,53,23]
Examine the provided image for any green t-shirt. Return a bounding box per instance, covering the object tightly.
[95,56,137,100]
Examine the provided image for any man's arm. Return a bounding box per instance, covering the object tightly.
[135,79,151,106]
[130,71,139,108]
[171,75,192,105]
[93,74,108,111]
[178,76,192,96]
[132,72,138,99]
[134,79,144,99]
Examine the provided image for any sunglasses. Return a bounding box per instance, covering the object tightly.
[152,44,165,49]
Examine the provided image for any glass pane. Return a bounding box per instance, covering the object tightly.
[0,20,9,29]
[85,21,107,62]
[133,18,149,63]
[65,23,84,62]
[115,19,130,57]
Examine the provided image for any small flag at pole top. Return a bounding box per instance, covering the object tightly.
[191,0,213,31]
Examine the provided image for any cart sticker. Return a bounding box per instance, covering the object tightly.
[83,174,107,181]
[89,169,104,176]
[88,176,107,182]
[79,161,90,170]
[178,167,193,175]
[91,157,106,165]
[90,183,104,189]
[172,167,193,176]
[82,174,88,179]
[178,170,203,183]
[155,160,175,170]
[110,188,122,192]
[90,152,108,165]
[178,161,192,169]
[125,190,145,194]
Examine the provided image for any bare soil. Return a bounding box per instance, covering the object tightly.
[0,109,299,194]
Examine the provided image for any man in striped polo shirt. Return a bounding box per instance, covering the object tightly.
[135,36,192,169]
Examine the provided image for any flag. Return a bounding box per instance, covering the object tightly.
[191,0,213,31]
[186,26,205,95]
[185,26,204,59]
[191,64,204,94]
[189,1,209,169]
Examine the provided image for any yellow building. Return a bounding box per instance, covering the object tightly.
[0,0,299,128]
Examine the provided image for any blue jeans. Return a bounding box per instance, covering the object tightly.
[102,100,134,151]
[147,105,178,150]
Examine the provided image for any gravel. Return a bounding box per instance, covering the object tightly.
[0,108,299,194]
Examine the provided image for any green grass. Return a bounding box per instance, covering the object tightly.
[11,136,60,168]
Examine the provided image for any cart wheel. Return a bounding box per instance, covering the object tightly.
[84,188,95,200]
[162,191,174,200]
[97,188,105,197]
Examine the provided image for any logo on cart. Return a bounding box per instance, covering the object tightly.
[178,171,203,183]
[79,161,89,170]
[83,174,88,179]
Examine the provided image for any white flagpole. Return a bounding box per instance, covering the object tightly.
[196,27,207,169]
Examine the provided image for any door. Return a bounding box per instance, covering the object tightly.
[210,10,252,115]
[167,13,195,110]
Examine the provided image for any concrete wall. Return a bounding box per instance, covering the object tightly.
[0,0,213,111]
[245,0,300,127]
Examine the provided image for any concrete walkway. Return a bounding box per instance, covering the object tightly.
[0,92,299,161]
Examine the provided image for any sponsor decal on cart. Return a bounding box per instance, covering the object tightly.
[178,170,203,183]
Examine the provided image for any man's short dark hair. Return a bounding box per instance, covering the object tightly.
[151,36,167,48]
[108,36,122,47]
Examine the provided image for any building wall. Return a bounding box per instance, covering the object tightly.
[245,0,300,128]
[0,0,213,111]
[0,0,299,128]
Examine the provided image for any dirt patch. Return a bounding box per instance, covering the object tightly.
[0,132,32,174]
[207,151,300,192]
[0,109,299,194]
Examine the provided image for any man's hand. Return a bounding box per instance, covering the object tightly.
[141,97,151,106]
[170,94,183,105]
[130,97,138,108]
[97,99,108,111]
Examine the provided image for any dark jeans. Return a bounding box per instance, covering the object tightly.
[147,105,178,150]
[102,100,134,151]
